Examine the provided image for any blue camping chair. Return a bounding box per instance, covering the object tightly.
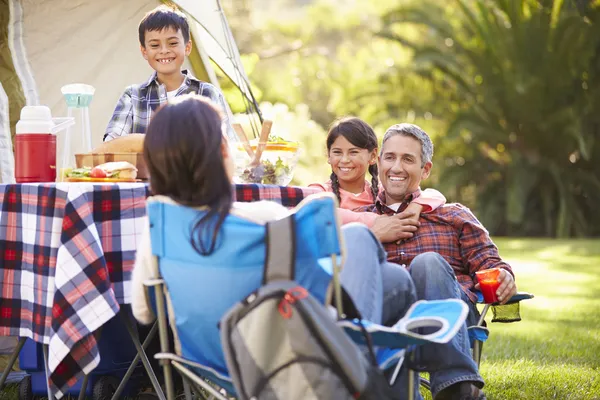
[144,193,468,400]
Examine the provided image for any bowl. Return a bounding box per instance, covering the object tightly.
[232,142,300,186]
[75,152,148,180]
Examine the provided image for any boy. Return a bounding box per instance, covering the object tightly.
[104,5,236,143]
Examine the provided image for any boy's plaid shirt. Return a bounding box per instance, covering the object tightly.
[104,70,236,142]
[356,190,513,303]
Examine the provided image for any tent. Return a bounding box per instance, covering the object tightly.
[0,0,256,183]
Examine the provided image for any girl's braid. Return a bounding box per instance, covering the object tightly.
[330,172,342,204]
[368,164,379,202]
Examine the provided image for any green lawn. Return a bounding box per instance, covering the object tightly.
[476,238,600,400]
[1,238,599,399]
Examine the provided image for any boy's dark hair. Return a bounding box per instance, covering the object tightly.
[138,5,190,46]
[326,117,379,204]
[144,95,232,256]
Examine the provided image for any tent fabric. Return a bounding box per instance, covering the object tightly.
[175,0,256,107]
[9,0,38,106]
[0,82,15,183]
[0,0,25,182]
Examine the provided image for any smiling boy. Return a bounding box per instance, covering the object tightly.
[104,5,236,142]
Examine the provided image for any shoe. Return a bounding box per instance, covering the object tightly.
[435,381,486,400]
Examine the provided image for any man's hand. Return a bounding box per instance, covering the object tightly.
[371,209,421,243]
[474,269,517,304]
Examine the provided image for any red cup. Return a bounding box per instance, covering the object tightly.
[475,268,501,304]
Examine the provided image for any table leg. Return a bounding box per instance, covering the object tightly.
[42,344,55,400]
[0,337,26,390]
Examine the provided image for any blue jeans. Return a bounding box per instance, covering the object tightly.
[408,252,483,397]
[339,225,420,398]
[339,224,416,324]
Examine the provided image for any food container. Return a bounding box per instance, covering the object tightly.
[14,105,74,183]
[74,153,149,180]
[232,142,300,186]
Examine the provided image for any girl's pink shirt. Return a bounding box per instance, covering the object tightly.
[308,180,446,227]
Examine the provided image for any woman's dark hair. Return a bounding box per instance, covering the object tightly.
[326,117,379,203]
[144,95,232,255]
[138,5,190,46]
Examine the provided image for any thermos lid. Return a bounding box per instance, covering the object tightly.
[16,106,74,134]
[19,105,52,121]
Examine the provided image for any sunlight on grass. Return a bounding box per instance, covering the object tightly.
[479,238,600,400]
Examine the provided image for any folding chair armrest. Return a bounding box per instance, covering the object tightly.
[476,291,534,305]
[339,299,469,349]
[505,291,534,305]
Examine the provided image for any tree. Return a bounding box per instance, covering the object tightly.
[380,0,600,237]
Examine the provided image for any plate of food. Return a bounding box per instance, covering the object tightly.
[63,161,140,183]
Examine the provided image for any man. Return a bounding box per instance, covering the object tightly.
[362,123,517,400]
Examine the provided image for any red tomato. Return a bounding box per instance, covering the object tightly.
[90,167,107,178]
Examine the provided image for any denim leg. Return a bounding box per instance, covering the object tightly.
[339,224,384,323]
[340,224,422,400]
[381,262,417,327]
[409,252,483,397]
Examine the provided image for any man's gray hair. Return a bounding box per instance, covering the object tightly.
[380,123,434,167]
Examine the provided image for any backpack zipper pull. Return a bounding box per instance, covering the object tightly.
[278,286,308,319]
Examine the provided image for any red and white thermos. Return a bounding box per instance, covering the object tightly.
[15,106,72,183]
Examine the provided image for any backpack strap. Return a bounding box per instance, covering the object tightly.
[263,215,296,284]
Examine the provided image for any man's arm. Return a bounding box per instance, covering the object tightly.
[456,204,517,303]
[104,88,134,142]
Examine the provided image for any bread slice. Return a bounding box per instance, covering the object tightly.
[96,161,138,179]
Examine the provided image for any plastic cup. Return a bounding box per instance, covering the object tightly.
[475,268,501,303]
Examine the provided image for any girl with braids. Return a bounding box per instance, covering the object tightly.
[310,117,446,242]
[131,95,419,349]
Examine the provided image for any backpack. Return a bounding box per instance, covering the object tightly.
[220,216,397,400]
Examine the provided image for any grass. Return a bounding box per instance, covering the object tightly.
[1,238,599,399]
[475,238,600,400]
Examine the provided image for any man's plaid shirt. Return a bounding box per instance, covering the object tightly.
[104,70,236,142]
[357,190,513,303]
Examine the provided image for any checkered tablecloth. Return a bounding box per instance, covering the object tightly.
[0,182,318,397]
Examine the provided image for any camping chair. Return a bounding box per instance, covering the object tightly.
[144,193,468,400]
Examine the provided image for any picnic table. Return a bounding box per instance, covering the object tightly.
[0,182,318,397]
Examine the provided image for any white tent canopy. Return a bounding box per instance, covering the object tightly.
[0,0,252,182]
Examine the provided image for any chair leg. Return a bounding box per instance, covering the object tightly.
[0,337,26,390]
[77,374,90,400]
[112,318,160,400]
[41,344,54,400]
[182,375,193,400]
[120,312,166,400]
[155,285,176,400]
[408,368,416,400]
[473,340,483,369]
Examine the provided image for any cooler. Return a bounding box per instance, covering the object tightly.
[18,314,141,400]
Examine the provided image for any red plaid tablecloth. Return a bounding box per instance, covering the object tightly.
[0,182,317,397]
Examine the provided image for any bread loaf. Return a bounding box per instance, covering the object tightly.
[92,134,145,153]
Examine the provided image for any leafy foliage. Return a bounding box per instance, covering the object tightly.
[380,0,600,237]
